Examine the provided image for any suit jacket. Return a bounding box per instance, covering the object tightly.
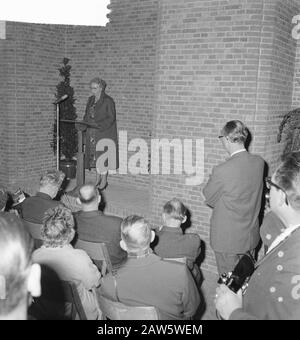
[153,226,201,268]
[230,226,300,320]
[74,210,127,266]
[203,151,264,253]
[98,253,200,320]
[21,192,61,224]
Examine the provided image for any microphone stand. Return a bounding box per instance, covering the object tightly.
[56,102,60,171]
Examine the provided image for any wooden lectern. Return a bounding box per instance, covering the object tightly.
[60,120,99,188]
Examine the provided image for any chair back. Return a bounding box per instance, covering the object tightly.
[163,257,187,264]
[98,295,159,320]
[22,219,43,249]
[75,239,113,276]
[29,267,87,320]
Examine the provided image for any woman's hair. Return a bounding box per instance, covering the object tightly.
[89,77,107,91]
[0,213,33,315]
[41,206,75,248]
[163,198,187,222]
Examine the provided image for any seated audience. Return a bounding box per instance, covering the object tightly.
[215,151,300,320]
[99,215,200,320]
[21,170,65,223]
[153,198,201,276]
[0,213,41,320]
[32,206,101,319]
[260,210,285,253]
[74,184,127,266]
[0,188,8,211]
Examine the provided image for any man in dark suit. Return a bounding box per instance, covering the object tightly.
[21,170,65,223]
[74,184,126,266]
[98,215,200,320]
[203,120,264,275]
[153,198,201,282]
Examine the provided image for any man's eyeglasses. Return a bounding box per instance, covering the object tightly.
[265,177,289,205]
[218,135,224,139]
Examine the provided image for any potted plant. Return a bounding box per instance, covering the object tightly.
[277,108,300,155]
[51,58,78,179]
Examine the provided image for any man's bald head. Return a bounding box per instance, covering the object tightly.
[78,184,100,206]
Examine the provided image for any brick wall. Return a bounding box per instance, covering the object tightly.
[65,0,159,190]
[0,22,65,193]
[150,0,300,273]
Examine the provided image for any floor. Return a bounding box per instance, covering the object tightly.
[65,172,218,320]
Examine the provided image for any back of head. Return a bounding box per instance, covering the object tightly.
[121,215,152,252]
[39,170,65,190]
[221,120,248,144]
[42,206,75,248]
[274,151,300,211]
[0,188,8,211]
[78,184,99,207]
[0,213,33,317]
[163,198,186,223]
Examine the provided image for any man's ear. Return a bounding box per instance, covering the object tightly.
[120,240,127,251]
[150,230,155,243]
[181,216,187,224]
[27,263,41,298]
[98,194,101,204]
[278,189,287,207]
[76,197,81,205]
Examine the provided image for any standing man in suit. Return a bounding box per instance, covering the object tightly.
[203,120,264,275]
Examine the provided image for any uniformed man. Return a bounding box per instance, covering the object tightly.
[215,151,300,320]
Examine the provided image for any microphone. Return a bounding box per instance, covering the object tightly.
[54,94,68,104]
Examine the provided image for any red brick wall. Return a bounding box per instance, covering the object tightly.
[150,0,300,273]
[65,0,159,190]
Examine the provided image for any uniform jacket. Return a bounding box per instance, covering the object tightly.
[203,151,264,253]
[260,211,286,248]
[99,253,200,320]
[230,226,300,320]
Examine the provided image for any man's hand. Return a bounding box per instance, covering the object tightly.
[214,284,242,320]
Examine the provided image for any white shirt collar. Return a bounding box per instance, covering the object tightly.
[267,224,300,254]
[230,149,246,157]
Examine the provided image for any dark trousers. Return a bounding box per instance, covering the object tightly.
[215,249,255,276]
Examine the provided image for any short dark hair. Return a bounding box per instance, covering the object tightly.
[274,151,300,210]
[221,120,248,144]
[163,198,186,222]
[0,213,33,316]
[41,206,74,248]
[121,215,152,251]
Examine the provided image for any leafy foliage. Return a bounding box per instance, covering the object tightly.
[51,58,78,159]
[277,108,300,155]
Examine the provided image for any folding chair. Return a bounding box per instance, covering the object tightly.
[29,267,87,320]
[98,295,160,320]
[75,239,113,276]
[22,219,43,249]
